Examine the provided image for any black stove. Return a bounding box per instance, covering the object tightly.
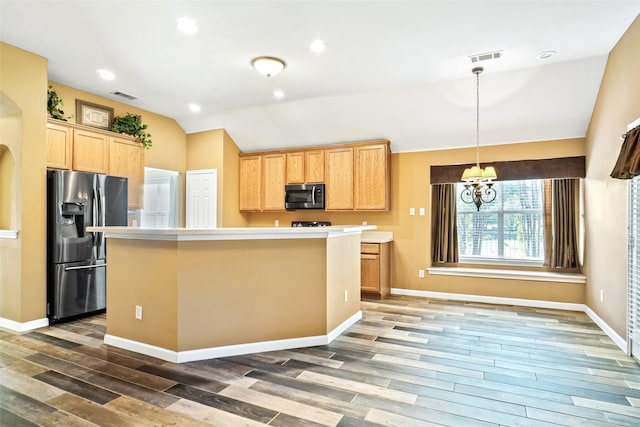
[291,221,332,227]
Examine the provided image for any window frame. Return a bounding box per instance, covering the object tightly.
[456,179,545,266]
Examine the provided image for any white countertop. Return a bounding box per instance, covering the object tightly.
[361,231,393,243]
[87,225,376,241]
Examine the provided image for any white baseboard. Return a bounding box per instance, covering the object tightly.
[391,288,628,354]
[0,317,49,333]
[105,310,362,364]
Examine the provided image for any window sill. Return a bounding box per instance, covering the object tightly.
[0,229,18,239]
[427,267,585,284]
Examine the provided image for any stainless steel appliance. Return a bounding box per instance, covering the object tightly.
[47,169,127,323]
[291,221,332,227]
[285,184,325,210]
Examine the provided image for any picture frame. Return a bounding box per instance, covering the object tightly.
[75,100,114,130]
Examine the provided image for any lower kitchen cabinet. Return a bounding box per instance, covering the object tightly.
[360,242,391,299]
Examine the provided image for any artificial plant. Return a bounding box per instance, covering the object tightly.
[111,113,152,149]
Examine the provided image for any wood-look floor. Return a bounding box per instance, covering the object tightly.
[2,296,640,426]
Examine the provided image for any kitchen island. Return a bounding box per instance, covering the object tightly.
[87,225,374,363]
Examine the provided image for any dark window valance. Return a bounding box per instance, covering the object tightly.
[430,156,585,185]
[611,126,640,180]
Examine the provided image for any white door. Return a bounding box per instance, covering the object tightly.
[186,169,217,228]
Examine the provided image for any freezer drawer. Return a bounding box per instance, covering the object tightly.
[49,260,106,322]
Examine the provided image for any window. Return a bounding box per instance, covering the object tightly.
[456,179,545,264]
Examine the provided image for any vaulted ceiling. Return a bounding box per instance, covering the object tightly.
[1,1,638,153]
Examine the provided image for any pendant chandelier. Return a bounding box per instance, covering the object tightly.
[460,66,497,211]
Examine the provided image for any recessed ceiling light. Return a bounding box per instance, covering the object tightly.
[251,56,286,77]
[537,50,557,60]
[310,39,326,54]
[188,103,201,113]
[273,90,285,99]
[177,17,198,34]
[97,69,115,81]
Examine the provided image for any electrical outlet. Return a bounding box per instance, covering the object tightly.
[135,305,143,320]
[362,221,367,226]
[600,290,604,302]
[419,207,425,216]
[418,269,425,278]
[344,290,348,302]
[274,219,279,227]
[409,207,416,216]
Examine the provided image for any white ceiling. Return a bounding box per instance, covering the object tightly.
[1,1,638,153]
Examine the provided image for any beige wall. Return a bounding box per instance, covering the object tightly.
[244,137,586,303]
[584,15,640,337]
[186,129,246,227]
[0,43,48,323]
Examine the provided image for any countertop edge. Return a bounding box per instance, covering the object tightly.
[87,225,377,241]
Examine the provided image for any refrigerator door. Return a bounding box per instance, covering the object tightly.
[95,175,128,260]
[49,260,106,322]
[47,170,97,264]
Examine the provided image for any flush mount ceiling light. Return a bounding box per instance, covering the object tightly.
[177,17,198,34]
[273,89,285,99]
[251,56,286,77]
[97,69,115,81]
[460,66,497,211]
[188,103,201,113]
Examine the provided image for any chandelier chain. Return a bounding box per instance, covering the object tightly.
[476,69,480,167]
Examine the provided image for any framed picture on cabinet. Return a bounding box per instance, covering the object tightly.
[76,100,114,130]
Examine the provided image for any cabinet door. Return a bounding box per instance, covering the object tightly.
[46,122,72,170]
[361,254,381,293]
[239,156,262,211]
[73,129,109,173]
[305,150,325,183]
[262,154,286,211]
[286,152,305,184]
[355,143,389,210]
[109,136,144,209]
[325,147,354,210]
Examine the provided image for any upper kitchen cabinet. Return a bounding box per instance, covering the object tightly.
[109,136,145,209]
[286,152,304,184]
[240,153,286,211]
[46,121,73,170]
[239,155,262,211]
[286,150,324,184]
[73,129,109,174]
[325,147,354,210]
[262,153,286,211]
[354,142,391,210]
[305,150,325,183]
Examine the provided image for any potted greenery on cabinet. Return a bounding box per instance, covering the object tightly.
[111,113,152,149]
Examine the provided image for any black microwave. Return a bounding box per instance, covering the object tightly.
[285,184,325,210]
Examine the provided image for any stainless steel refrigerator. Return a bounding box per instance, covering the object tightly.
[47,169,127,323]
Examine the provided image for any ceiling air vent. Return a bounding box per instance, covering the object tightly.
[111,91,138,100]
[469,50,503,63]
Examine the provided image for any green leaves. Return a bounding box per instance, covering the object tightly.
[47,85,71,121]
[111,113,152,149]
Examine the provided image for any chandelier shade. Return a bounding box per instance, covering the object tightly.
[460,66,497,210]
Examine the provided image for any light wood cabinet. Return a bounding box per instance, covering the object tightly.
[354,143,390,210]
[286,150,324,184]
[286,152,305,184]
[325,147,354,210]
[72,129,109,174]
[361,242,391,299]
[239,155,262,211]
[46,120,145,209]
[109,136,145,209]
[46,122,73,170]
[262,153,286,211]
[305,150,325,183]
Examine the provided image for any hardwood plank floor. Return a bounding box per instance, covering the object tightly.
[2,296,640,426]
